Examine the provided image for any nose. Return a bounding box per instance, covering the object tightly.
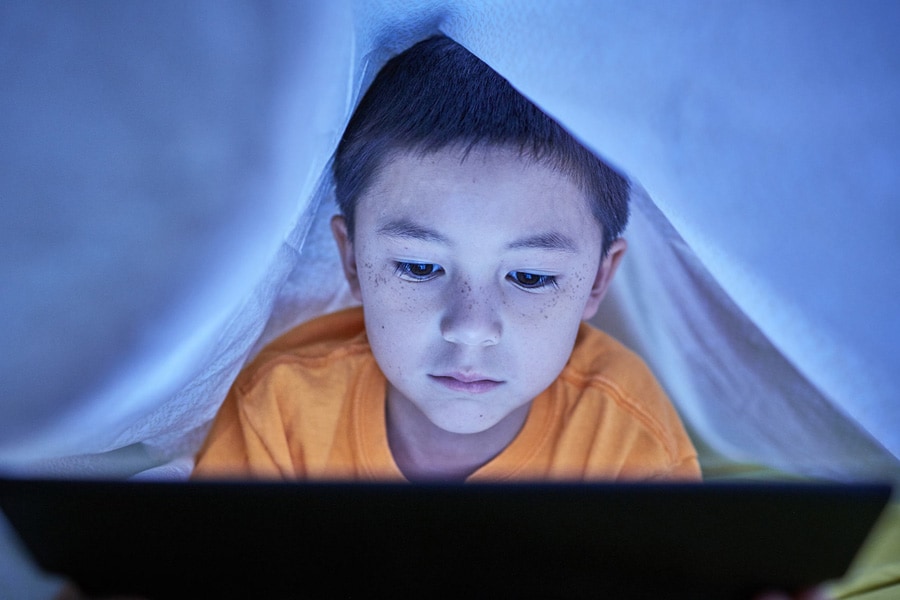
[440,284,501,346]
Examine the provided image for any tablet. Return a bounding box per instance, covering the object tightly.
[0,478,891,599]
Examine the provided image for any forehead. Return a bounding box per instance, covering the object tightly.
[356,146,601,246]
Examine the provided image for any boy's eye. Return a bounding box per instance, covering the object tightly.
[396,262,443,281]
[508,271,557,290]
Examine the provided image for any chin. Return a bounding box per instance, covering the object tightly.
[434,420,501,436]
[425,405,514,436]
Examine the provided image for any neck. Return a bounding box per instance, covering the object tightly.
[385,388,530,483]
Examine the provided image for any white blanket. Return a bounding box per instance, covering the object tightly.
[1,0,898,483]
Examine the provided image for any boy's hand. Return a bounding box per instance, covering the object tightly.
[754,587,829,600]
[55,582,147,600]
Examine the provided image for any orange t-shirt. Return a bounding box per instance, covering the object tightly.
[193,307,700,482]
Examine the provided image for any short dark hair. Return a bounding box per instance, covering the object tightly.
[333,35,629,256]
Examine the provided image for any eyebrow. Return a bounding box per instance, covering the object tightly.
[506,231,579,253]
[376,218,578,253]
[376,218,450,244]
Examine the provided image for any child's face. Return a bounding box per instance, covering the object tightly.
[333,146,625,437]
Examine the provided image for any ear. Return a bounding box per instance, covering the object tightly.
[581,238,627,320]
[331,215,362,301]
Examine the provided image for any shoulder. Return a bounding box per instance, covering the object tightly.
[193,307,378,479]
[234,306,373,396]
[254,306,369,363]
[562,322,663,401]
[555,322,699,479]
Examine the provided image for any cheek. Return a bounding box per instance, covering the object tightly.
[356,259,388,293]
[510,275,594,326]
[357,265,440,342]
[361,273,426,315]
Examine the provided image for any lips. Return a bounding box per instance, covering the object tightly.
[430,373,503,394]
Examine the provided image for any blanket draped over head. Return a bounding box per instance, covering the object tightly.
[1,1,898,483]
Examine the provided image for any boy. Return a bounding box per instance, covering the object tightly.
[193,35,700,482]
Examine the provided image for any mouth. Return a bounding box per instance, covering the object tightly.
[430,373,503,394]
